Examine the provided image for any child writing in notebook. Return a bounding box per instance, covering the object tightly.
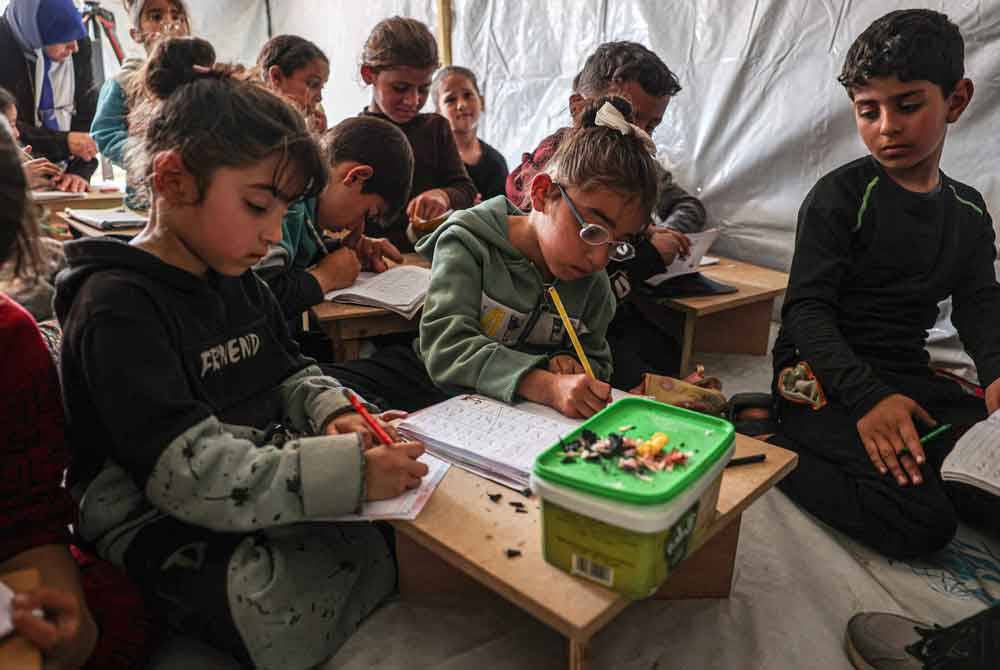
[359,16,476,252]
[54,39,427,669]
[1,86,62,188]
[329,97,659,418]
[257,34,329,134]
[508,41,706,388]
[90,0,192,210]
[431,65,508,201]
[255,114,414,323]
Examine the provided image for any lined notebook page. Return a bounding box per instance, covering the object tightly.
[399,395,577,475]
[941,411,1000,496]
[325,265,430,306]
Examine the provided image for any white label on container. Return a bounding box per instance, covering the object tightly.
[572,554,614,587]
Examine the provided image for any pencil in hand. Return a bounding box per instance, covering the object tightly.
[343,389,394,446]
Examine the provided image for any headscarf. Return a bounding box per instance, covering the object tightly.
[3,0,85,131]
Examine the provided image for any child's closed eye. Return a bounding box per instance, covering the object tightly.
[244,200,269,215]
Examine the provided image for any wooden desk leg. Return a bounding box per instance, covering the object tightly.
[568,638,590,670]
[678,312,697,375]
[317,321,362,363]
[653,513,741,600]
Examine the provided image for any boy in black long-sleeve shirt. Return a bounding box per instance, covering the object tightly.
[772,9,1000,559]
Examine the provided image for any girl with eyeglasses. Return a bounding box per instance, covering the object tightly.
[327,96,659,419]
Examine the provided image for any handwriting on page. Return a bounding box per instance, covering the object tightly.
[403,395,573,471]
[941,411,1000,495]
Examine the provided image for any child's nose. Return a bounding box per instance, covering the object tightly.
[263,215,283,244]
[404,90,419,108]
[880,110,902,135]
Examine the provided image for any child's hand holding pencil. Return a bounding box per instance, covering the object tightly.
[333,390,429,500]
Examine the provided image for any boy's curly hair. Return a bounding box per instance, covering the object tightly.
[575,41,681,99]
[838,10,965,96]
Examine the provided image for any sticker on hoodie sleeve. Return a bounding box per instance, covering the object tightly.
[479,294,528,344]
[525,310,589,347]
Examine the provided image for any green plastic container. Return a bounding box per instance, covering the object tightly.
[531,397,734,599]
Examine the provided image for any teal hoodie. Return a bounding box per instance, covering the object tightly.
[414,196,615,403]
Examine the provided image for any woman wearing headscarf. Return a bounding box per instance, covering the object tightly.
[0,0,99,192]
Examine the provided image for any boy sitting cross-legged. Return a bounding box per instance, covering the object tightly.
[771,9,1000,560]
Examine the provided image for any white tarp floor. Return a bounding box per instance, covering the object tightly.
[148,341,1000,670]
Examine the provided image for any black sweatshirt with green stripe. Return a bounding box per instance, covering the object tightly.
[773,155,1000,420]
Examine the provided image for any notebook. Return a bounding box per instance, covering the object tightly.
[941,411,1000,497]
[31,190,86,202]
[324,453,450,521]
[398,392,628,490]
[646,228,720,286]
[66,207,147,230]
[325,265,431,319]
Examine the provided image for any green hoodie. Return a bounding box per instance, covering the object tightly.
[414,196,615,403]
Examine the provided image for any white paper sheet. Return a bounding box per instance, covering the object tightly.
[646,229,720,285]
[325,453,450,521]
[0,580,13,640]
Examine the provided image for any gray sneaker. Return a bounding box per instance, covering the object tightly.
[846,606,1000,670]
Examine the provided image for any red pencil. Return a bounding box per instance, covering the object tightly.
[343,389,393,446]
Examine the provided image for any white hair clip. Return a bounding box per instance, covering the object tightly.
[594,101,657,155]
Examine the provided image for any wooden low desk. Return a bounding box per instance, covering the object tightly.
[37,189,124,211]
[312,256,787,367]
[57,211,144,240]
[392,435,797,670]
[638,258,789,374]
[309,253,430,361]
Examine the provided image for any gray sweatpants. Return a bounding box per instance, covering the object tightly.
[129,519,396,668]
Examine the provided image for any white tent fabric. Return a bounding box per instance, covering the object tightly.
[13,1,998,272]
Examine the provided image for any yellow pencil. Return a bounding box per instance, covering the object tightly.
[547,286,595,379]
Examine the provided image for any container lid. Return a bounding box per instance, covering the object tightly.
[532,397,734,506]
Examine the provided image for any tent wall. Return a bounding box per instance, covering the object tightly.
[450,0,1000,270]
[4,1,999,272]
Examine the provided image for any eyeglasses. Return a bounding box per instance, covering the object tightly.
[554,183,635,262]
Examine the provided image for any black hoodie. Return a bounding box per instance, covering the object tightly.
[55,238,368,566]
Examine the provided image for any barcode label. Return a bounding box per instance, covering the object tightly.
[572,554,614,587]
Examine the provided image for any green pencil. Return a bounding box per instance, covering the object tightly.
[919,423,952,445]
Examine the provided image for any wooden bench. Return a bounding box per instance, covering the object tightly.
[311,256,787,369]
[391,434,797,670]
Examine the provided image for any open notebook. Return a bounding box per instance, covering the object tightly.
[941,411,1000,497]
[66,207,147,230]
[646,228,720,285]
[325,265,431,319]
[398,392,627,490]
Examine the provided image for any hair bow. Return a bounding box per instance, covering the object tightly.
[594,101,657,155]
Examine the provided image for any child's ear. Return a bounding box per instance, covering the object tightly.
[528,172,555,213]
[568,93,586,120]
[267,65,284,87]
[946,79,974,123]
[342,164,374,188]
[151,150,197,205]
[360,65,377,86]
